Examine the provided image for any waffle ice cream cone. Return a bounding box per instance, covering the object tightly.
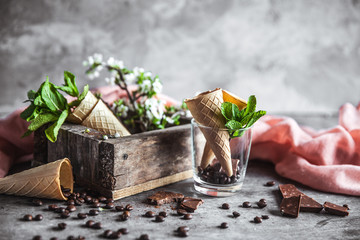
[222,90,247,110]
[67,91,99,124]
[185,88,233,176]
[200,142,215,170]
[0,158,73,200]
[81,99,130,136]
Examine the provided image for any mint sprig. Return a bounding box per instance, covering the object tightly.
[221,95,266,138]
[20,71,89,142]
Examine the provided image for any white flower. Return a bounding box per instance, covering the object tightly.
[139,79,151,93]
[105,77,116,85]
[93,53,103,63]
[166,116,174,124]
[133,67,144,77]
[117,104,129,118]
[107,57,115,66]
[145,98,164,120]
[124,73,136,84]
[96,65,103,72]
[82,60,89,67]
[87,56,94,66]
[144,72,152,78]
[107,57,124,69]
[152,78,163,94]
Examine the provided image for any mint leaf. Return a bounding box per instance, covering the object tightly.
[225,120,243,129]
[20,103,36,121]
[221,102,234,120]
[28,112,59,131]
[27,90,37,100]
[57,71,79,97]
[78,84,89,102]
[41,78,67,111]
[45,108,69,142]
[246,110,266,128]
[244,95,256,116]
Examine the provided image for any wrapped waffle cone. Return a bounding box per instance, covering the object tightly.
[81,99,131,136]
[0,158,73,200]
[185,88,233,176]
[67,91,99,124]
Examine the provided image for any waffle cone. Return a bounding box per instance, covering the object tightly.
[0,158,73,200]
[81,99,130,136]
[185,88,233,176]
[222,90,247,110]
[200,142,215,169]
[67,91,99,124]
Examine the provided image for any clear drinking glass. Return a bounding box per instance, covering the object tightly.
[191,118,252,197]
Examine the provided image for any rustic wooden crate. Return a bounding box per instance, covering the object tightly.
[33,123,202,200]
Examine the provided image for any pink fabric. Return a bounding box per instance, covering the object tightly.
[0,85,359,196]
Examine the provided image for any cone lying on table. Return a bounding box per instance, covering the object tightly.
[0,158,73,200]
[67,92,130,136]
[185,88,233,177]
[200,90,248,170]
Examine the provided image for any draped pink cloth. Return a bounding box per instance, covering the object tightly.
[1,86,359,196]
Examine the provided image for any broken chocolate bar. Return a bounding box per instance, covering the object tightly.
[279,184,323,213]
[147,191,184,205]
[179,197,204,213]
[280,195,301,218]
[324,202,349,216]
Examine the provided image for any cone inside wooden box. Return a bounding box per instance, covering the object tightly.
[67,91,130,136]
[0,158,73,200]
[185,88,233,176]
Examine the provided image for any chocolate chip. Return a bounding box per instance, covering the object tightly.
[183,214,192,220]
[85,220,94,228]
[155,215,164,222]
[221,203,230,209]
[115,206,124,212]
[92,222,102,229]
[34,214,43,221]
[118,228,129,234]
[66,205,76,212]
[48,204,58,211]
[60,211,70,219]
[77,213,87,219]
[23,214,33,221]
[265,181,276,186]
[88,209,99,216]
[220,222,229,229]
[159,211,167,218]
[177,209,187,216]
[125,204,133,211]
[32,199,43,206]
[139,234,149,240]
[58,222,67,230]
[145,211,155,218]
[254,216,262,223]
[261,215,269,220]
[242,201,251,208]
[103,230,113,238]
[232,211,240,218]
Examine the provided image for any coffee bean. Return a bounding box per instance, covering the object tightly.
[221,203,230,209]
[104,202,115,209]
[92,222,102,229]
[259,198,267,203]
[77,236,85,240]
[123,211,131,217]
[50,237,58,240]
[58,222,67,230]
[183,214,192,220]
[91,198,99,204]
[77,197,85,203]
[74,199,83,206]
[145,211,155,218]
[155,215,164,222]
[48,204,58,211]
[242,201,251,208]
[67,236,75,240]
[265,181,276,186]
[254,216,262,223]
[106,198,114,204]
[66,205,76,212]
[232,211,240,218]
[32,199,43,206]
[159,211,167,218]
[66,199,75,205]
[139,234,149,240]
[177,226,190,232]
[125,204,133,211]
[55,207,66,213]
[34,214,43,221]
[23,214,33,221]
[86,220,95,228]
[98,196,107,203]
[109,231,122,239]
[84,196,92,203]
[343,204,350,210]
[118,228,129,234]
[32,235,42,240]
[77,213,87,219]
[261,215,269,220]
[61,211,70,219]
[178,230,188,237]
[91,202,101,208]
[119,214,129,221]
[257,200,267,209]
[61,187,71,193]
[88,209,99,216]
[220,222,229,229]
[115,205,124,212]
[177,209,187,216]
[103,230,113,238]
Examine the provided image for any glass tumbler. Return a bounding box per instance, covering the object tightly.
[191,119,252,197]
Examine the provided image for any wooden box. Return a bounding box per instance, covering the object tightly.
[33,123,199,200]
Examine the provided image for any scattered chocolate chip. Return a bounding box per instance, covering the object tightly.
[77,213,87,219]
[261,215,269,220]
[159,211,167,217]
[265,181,275,186]
[183,214,192,220]
[23,214,33,221]
[88,209,99,216]
[232,211,240,218]
[145,211,155,218]
[34,214,43,221]
[221,203,230,209]
[254,216,262,223]
[242,201,251,208]
[58,222,67,230]
[139,234,149,240]
[220,222,229,229]
[155,215,165,222]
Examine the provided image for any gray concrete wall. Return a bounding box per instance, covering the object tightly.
[1,0,360,116]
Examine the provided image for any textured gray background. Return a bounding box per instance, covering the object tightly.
[1,0,360,117]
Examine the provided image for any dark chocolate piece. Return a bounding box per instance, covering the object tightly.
[147,191,184,205]
[179,197,204,212]
[279,184,302,198]
[280,195,301,218]
[324,202,349,216]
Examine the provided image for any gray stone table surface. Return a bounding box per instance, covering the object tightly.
[0,114,359,240]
